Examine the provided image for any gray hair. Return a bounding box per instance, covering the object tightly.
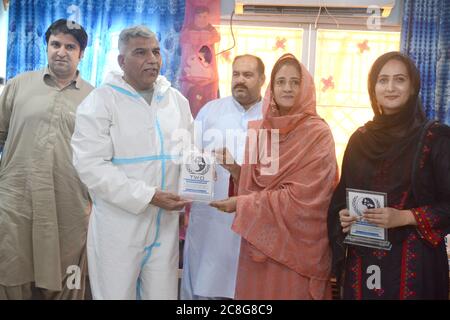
[118,25,157,54]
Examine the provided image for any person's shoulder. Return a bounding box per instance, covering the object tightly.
[164,87,193,118]
[346,126,366,144]
[79,84,115,108]
[301,118,337,148]
[86,84,113,98]
[21,69,42,78]
[1,70,43,96]
[76,85,115,115]
[8,69,42,84]
[303,115,333,133]
[203,96,231,109]
[196,97,232,119]
[429,121,450,135]
[78,77,95,91]
[427,121,450,146]
[424,122,450,161]
[167,86,188,103]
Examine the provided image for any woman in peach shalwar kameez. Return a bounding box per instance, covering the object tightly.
[211,54,338,299]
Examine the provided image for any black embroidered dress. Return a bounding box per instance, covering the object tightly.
[328,99,450,299]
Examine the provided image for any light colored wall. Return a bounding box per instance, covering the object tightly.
[221,0,404,28]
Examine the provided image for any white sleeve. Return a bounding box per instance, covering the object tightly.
[71,91,155,214]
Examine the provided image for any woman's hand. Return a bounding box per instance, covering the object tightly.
[214,148,241,181]
[363,207,417,229]
[339,209,358,233]
[209,197,238,213]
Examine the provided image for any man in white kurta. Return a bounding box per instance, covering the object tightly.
[71,26,192,300]
[181,55,265,299]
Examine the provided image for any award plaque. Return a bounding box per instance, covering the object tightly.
[178,150,215,202]
[343,188,392,251]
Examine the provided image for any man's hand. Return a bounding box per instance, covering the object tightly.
[209,197,238,213]
[363,207,417,229]
[214,148,241,181]
[339,209,358,233]
[150,190,191,211]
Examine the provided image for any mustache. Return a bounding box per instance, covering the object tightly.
[233,84,248,90]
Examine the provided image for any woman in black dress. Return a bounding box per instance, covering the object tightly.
[328,51,450,299]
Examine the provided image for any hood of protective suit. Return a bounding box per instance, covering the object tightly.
[103,70,172,98]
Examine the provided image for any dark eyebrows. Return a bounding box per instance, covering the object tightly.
[378,73,408,78]
[49,40,78,48]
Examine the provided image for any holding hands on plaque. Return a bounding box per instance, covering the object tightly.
[209,148,239,213]
[338,207,417,233]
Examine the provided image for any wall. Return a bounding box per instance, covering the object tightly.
[221,0,404,28]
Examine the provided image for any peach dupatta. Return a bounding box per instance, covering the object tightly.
[232,58,338,299]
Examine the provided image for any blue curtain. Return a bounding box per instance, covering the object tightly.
[401,0,450,125]
[6,0,185,87]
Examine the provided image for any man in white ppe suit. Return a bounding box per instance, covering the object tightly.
[71,25,192,300]
[181,55,265,299]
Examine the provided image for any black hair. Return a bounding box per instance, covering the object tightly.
[368,51,421,116]
[45,19,88,51]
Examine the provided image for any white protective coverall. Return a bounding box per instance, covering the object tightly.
[71,72,192,300]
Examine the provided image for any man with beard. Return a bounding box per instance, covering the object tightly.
[71,25,192,300]
[0,19,93,299]
[181,54,265,299]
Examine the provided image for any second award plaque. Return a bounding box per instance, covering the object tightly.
[178,150,215,202]
[343,188,392,251]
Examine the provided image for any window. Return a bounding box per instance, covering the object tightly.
[216,25,303,97]
[216,22,400,168]
[315,29,400,165]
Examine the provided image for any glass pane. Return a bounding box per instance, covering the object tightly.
[315,29,400,167]
[217,25,303,97]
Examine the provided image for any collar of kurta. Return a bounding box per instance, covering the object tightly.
[42,67,82,89]
[232,96,262,114]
